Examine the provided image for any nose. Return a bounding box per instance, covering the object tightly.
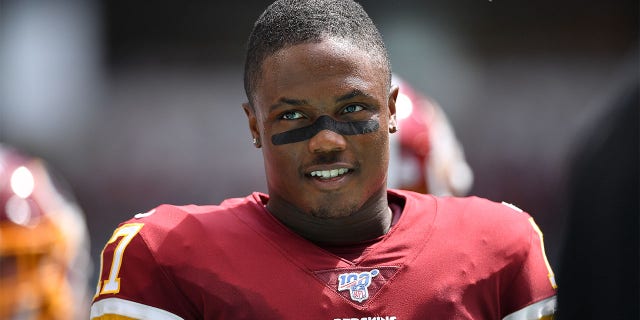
[308,129,347,153]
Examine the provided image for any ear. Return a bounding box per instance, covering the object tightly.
[242,102,261,148]
[388,85,399,133]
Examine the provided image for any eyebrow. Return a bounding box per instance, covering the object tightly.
[269,89,375,113]
[335,89,375,103]
[269,97,308,113]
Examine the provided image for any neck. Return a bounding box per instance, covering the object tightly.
[266,195,392,245]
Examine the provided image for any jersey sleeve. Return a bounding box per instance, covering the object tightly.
[501,217,558,319]
[90,222,194,320]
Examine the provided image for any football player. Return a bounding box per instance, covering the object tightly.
[388,75,474,196]
[0,145,91,319]
[91,1,557,319]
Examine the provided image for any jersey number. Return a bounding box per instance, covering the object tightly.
[95,223,144,297]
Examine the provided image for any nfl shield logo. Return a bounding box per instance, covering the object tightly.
[337,269,380,303]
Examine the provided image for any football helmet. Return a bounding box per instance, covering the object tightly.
[0,145,91,320]
[388,75,474,196]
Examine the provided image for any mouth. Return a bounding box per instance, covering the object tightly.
[307,168,352,180]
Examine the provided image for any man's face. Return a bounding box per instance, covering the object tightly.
[244,37,397,219]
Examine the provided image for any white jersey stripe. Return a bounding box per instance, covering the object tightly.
[91,298,184,320]
[502,296,557,320]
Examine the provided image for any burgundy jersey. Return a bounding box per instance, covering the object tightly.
[91,190,557,319]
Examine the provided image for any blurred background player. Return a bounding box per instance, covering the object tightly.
[388,75,474,196]
[0,144,91,319]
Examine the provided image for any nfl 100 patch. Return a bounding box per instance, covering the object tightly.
[337,269,380,302]
[314,266,400,305]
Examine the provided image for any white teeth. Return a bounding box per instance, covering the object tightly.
[310,168,349,179]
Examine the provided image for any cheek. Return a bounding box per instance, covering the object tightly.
[350,132,390,167]
[263,146,299,174]
[367,131,390,153]
[368,133,391,170]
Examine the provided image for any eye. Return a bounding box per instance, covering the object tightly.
[280,110,304,120]
[342,104,365,114]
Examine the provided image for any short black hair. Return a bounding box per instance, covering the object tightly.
[243,0,391,104]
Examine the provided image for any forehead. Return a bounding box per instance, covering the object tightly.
[253,38,388,107]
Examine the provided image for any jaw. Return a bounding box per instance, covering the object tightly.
[267,184,359,219]
[265,185,392,244]
[267,176,388,220]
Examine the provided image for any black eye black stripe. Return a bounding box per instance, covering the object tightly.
[271,115,379,145]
